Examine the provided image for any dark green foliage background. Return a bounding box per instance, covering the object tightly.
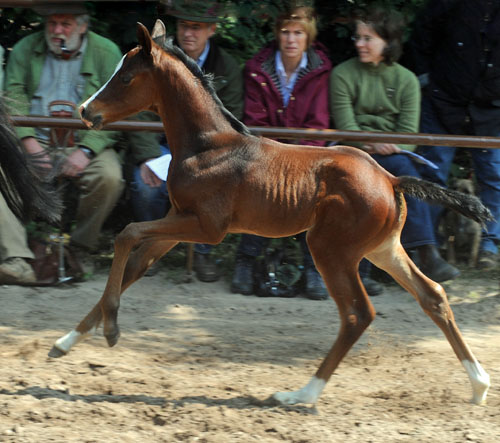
[1,0,427,67]
[0,0,428,270]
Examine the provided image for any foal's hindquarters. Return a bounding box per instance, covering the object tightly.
[49,152,490,407]
[270,161,490,406]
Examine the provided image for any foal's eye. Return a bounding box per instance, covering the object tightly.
[120,73,133,85]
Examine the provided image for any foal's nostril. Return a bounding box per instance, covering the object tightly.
[79,105,86,119]
[92,114,103,129]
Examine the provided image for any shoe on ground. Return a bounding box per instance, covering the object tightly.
[304,267,329,300]
[0,257,36,285]
[417,244,460,282]
[477,250,498,271]
[420,258,460,282]
[361,275,384,296]
[193,252,219,282]
[231,254,254,295]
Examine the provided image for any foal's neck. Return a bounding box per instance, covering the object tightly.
[154,56,232,155]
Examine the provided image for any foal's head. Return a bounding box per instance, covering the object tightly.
[81,20,250,136]
[80,22,164,129]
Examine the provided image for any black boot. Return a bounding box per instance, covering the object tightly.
[193,252,219,282]
[304,267,329,300]
[417,244,460,282]
[231,254,255,295]
[361,275,384,296]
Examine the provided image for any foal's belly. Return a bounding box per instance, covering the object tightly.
[229,190,317,238]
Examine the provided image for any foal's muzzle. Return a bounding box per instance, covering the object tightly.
[80,105,103,130]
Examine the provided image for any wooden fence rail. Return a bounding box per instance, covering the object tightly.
[10,115,500,149]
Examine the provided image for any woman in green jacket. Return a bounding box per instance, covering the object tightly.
[330,6,459,287]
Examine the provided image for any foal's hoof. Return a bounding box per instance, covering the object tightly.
[48,345,67,358]
[105,328,121,347]
[262,394,319,414]
[262,395,283,406]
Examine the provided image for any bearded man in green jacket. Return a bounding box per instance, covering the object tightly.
[3,2,125,280]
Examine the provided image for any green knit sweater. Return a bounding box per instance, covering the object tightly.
[329,57,420,151]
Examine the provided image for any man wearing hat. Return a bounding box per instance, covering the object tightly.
[131,0,243,281]
[4,2,125,277]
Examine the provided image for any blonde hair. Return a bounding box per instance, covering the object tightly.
[274,6,318,47]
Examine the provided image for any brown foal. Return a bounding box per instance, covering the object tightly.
[49,21,492,406]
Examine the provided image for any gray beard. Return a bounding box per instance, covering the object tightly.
[46,30,82,55]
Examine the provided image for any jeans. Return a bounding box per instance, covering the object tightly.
[130,144,170,222]
[237,232,315,269]
[371,153,436,248]
[418,96,500,254]
[130,143,212,255]
[358,151,438,279]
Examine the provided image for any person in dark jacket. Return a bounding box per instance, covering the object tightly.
[230,5,332,300]
[129,0,244,281]
[408,0,500,270]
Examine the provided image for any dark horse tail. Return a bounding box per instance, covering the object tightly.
[0,97,61,223]
[396,175,494,227]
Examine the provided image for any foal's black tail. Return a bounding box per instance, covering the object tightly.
[0,97,61,223]
[396,175,494,227]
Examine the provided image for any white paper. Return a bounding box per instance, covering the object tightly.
[145,153,172,181]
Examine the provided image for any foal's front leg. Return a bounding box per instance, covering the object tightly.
[49,213,210,357]
[101,237,179,347]
[48,238,177,357]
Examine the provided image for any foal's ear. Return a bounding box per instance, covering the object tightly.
[137,22,152,54]
[151,19,167,47]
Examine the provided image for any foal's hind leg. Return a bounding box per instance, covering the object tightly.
[272,237,376,405]
[367,238,490,404]
[49,238,177,357]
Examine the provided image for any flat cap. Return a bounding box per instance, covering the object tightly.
[162,0,225,23]
[33,2,88,16]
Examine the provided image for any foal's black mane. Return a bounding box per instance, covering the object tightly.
[157,38,252,137]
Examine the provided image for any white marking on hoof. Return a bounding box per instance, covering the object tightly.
[272,376,326,405]
[462,359,490,404]
[53,328,96,354]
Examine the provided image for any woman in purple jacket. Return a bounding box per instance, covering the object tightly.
[230,5,332,300]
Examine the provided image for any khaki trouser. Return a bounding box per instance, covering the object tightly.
[0,192,34,261]
[63,148,125,250]
[0,145,124,257]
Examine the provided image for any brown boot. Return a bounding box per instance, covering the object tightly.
[68,243,94,280]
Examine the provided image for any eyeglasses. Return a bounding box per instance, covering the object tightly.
[351,35,375,44]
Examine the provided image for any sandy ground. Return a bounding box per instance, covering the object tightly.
[0,260,499,443]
